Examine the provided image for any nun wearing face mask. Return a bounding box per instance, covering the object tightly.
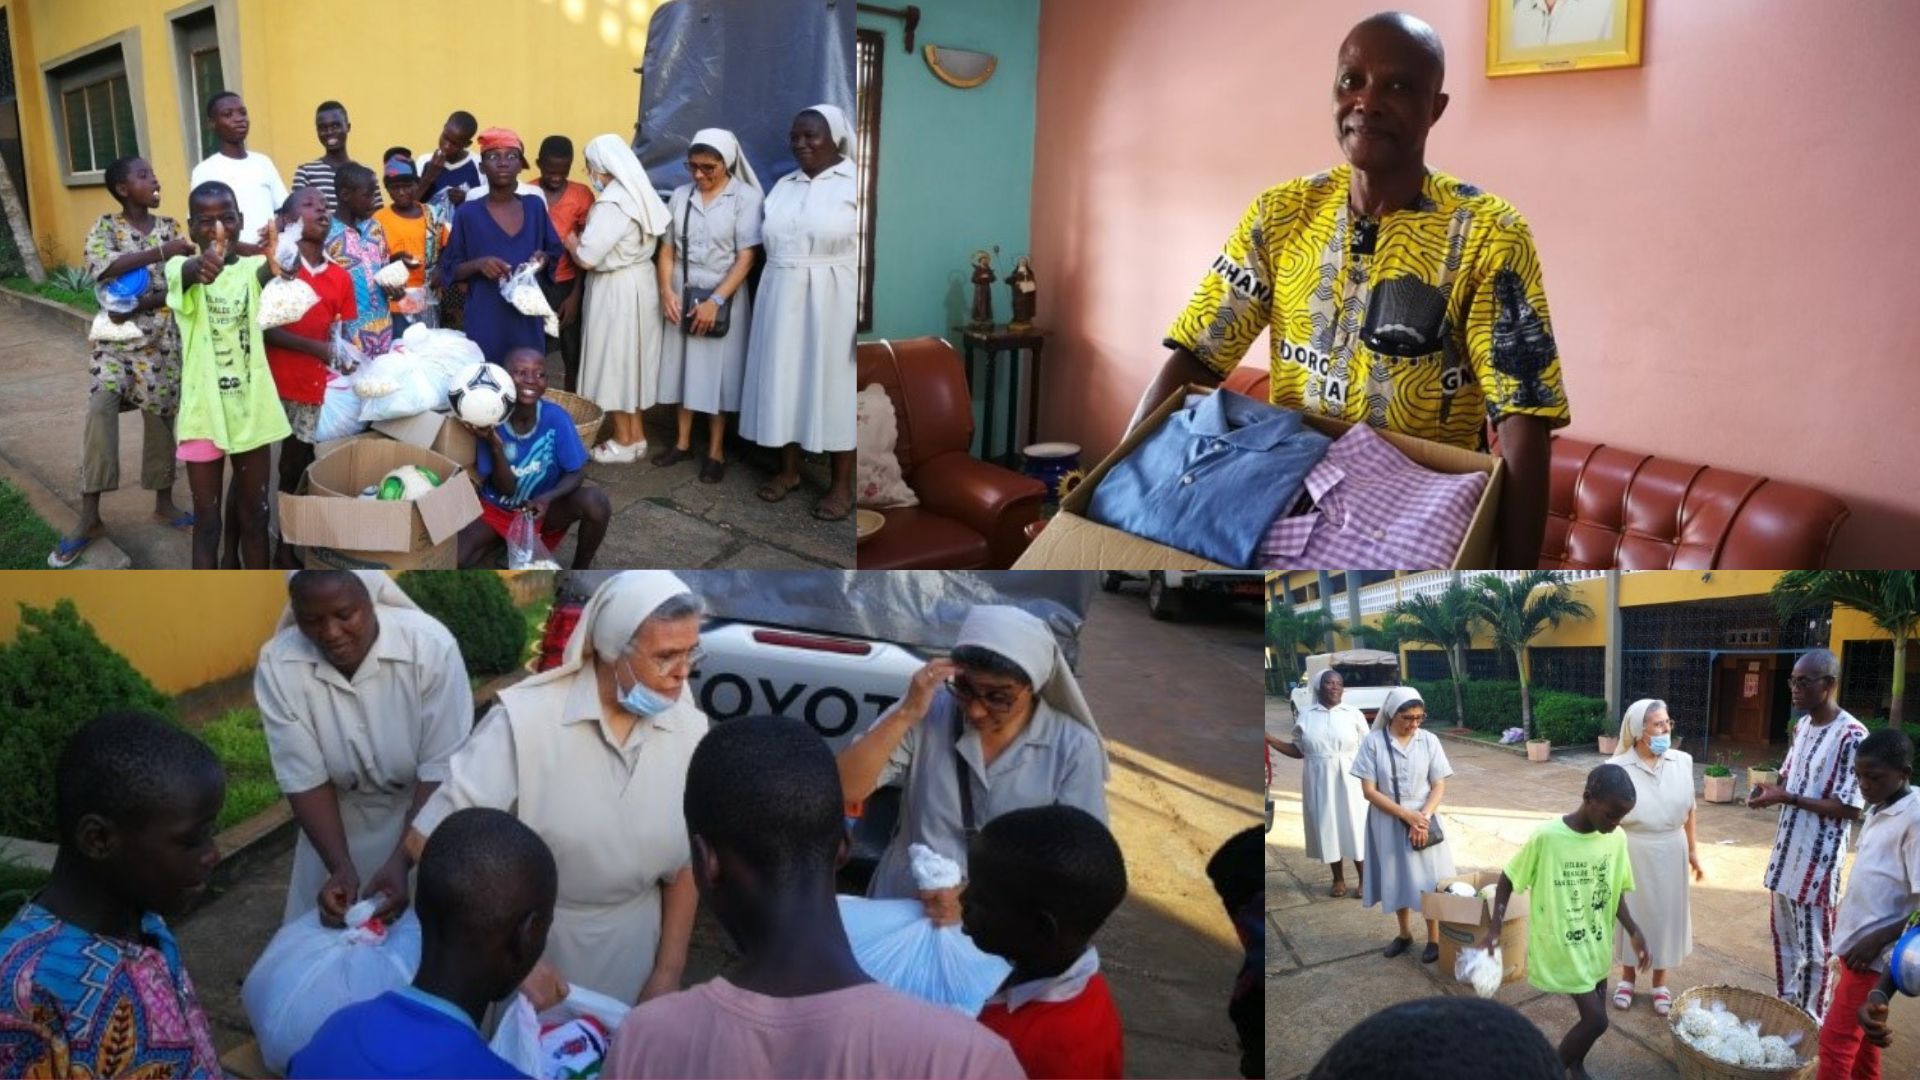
[409,571,709,1007]
[1604,698,1700,1014]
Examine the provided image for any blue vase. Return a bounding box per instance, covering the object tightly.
[1021,442,1082,503]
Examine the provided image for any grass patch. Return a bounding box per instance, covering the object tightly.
[2,273,99,314]
[0,476,63,570]
[0,858,50,925]
[198,708,283,832]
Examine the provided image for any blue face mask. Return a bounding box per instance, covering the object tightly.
[1648,734,1671,755]
[616,658,676,717]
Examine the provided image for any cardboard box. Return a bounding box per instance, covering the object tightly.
[1421,869,1530,987]
[371,410,478,472]
[278,440,482,570]
[1012,385,1504,570]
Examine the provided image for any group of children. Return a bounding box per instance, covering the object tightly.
[0,705,1274,1079]
[1463,724,1918,1080]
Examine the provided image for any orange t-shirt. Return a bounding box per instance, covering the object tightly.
[371,206,439,290]
[541,181,594,282]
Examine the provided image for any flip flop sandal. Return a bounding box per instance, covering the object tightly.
[47,534,95,568]
[1652,986,1672,1016]
[757,476,800,503]
[154,510,196,530]
[1330,882,1347,898]
[1382,936,1412,959]
[1420,942,1440,964]
[1613,981,1635,1010]
[812,496,853,522]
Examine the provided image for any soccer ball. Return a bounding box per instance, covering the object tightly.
[448,362,513,427]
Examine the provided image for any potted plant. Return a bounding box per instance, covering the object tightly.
[1597,732,1618,756]
[1526,736,1552,762]
[1748,760,1780,791]
[1704,749,1751,799]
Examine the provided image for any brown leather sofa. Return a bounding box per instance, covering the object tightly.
[857,338,1046,568]
[1219,367,1850,569]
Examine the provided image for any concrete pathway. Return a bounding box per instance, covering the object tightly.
[1266,696,1920,1079]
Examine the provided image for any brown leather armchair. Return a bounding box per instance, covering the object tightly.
[1220,367,1849,568]
[857,338,1046,568]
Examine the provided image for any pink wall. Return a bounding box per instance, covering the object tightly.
[1030,0,1920,568]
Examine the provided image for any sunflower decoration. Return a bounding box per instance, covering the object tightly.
[1055,468,1087,502]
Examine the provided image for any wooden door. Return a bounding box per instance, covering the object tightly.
[1717,657,1771,743]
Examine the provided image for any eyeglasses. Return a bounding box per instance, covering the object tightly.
[946,678,1026,714]
[1788,675,1834,689]
[685,161,722,176]
[638,643,705,674]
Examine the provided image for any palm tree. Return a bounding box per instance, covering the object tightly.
[1469,571,1594,742]
[1392,582,1485,730]
[1770,571,1918,727]
[0,157,45,284]
[1266,602,1340,688]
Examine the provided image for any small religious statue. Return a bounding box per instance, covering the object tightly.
[1006,255,1037,333]
[967,250,997,331]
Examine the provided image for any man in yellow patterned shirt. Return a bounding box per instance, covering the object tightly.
[1135,12,1570,568]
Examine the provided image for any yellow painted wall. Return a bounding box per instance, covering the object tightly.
[0,571,287,692]
[6,0,660,269]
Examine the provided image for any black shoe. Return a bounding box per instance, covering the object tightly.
[1383,936,1412,958]
[1421,942,1440,964]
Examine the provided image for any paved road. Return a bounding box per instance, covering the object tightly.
[0,291,850,568]
[174,585,1264,1076]
[1265,698,1920,1079]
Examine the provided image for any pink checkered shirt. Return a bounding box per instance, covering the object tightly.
[1257,422,1487,569]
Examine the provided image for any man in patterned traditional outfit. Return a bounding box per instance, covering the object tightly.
[1137,11,1571,567]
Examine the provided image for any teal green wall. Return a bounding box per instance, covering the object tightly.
[860,0,1038,344]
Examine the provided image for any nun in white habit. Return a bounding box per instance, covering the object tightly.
[408,570,711,1005]
[836,605,1110,922]
[655,128,764,481]
[570,134,674,463]
[1271,667,1370,896]
[739,103,858,521]
[254,570,475,925]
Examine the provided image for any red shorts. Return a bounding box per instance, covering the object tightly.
[479,501,568,552]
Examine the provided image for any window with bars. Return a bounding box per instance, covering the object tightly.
[51,46,138,180]
[174,10,225,162]
[854,29,882,333]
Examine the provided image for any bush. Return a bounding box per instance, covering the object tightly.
[199,708,283,832]
[0,601,173,841]
[396,571,526,676]
[1531,690,1612,746]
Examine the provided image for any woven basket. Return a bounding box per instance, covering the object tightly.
[545,389,606,449]
[1667,985,1818,1080]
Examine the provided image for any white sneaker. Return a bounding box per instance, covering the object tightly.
[590,442,625,464]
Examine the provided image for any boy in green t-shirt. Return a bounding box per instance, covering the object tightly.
[1481,763,1649,1080]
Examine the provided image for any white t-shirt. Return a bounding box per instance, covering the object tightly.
[1831,789,1920,971]
[189,151,289,244]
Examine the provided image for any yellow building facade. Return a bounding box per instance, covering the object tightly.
[1,0,661,268]
[1269,571,1915,751]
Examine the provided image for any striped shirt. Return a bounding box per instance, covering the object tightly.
[291,159,382,216]
[1763,710,1868,906]
[1258,420,1487,569]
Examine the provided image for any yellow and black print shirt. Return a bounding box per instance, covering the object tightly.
[1166,166,1571,451]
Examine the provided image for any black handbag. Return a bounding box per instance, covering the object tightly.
[678,200,730,339]
[1384,728,1444,850]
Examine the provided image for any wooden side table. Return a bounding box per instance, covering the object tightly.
[953,326,1048,465]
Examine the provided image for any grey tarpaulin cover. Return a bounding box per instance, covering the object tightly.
[556,572,1100,670]
[633,0,856,195]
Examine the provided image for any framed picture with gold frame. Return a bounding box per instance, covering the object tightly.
[1487,0,1644,77]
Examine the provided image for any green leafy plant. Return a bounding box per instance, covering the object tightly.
[198,708,283,831]
[1529,690,1612,746]
[47,265,95,295]
[1771,571,1918,727]
[397,571,527,677]
[0,476,64,570]
[1265,602,1339,686]
[1703,763,1731,778]
[1392,582,1484,729]
[1468,572,1596,742]
[0,600,174,841]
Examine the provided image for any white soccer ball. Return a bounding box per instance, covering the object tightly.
[447,362,513,428]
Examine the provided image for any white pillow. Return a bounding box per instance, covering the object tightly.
[856,384,918,509]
